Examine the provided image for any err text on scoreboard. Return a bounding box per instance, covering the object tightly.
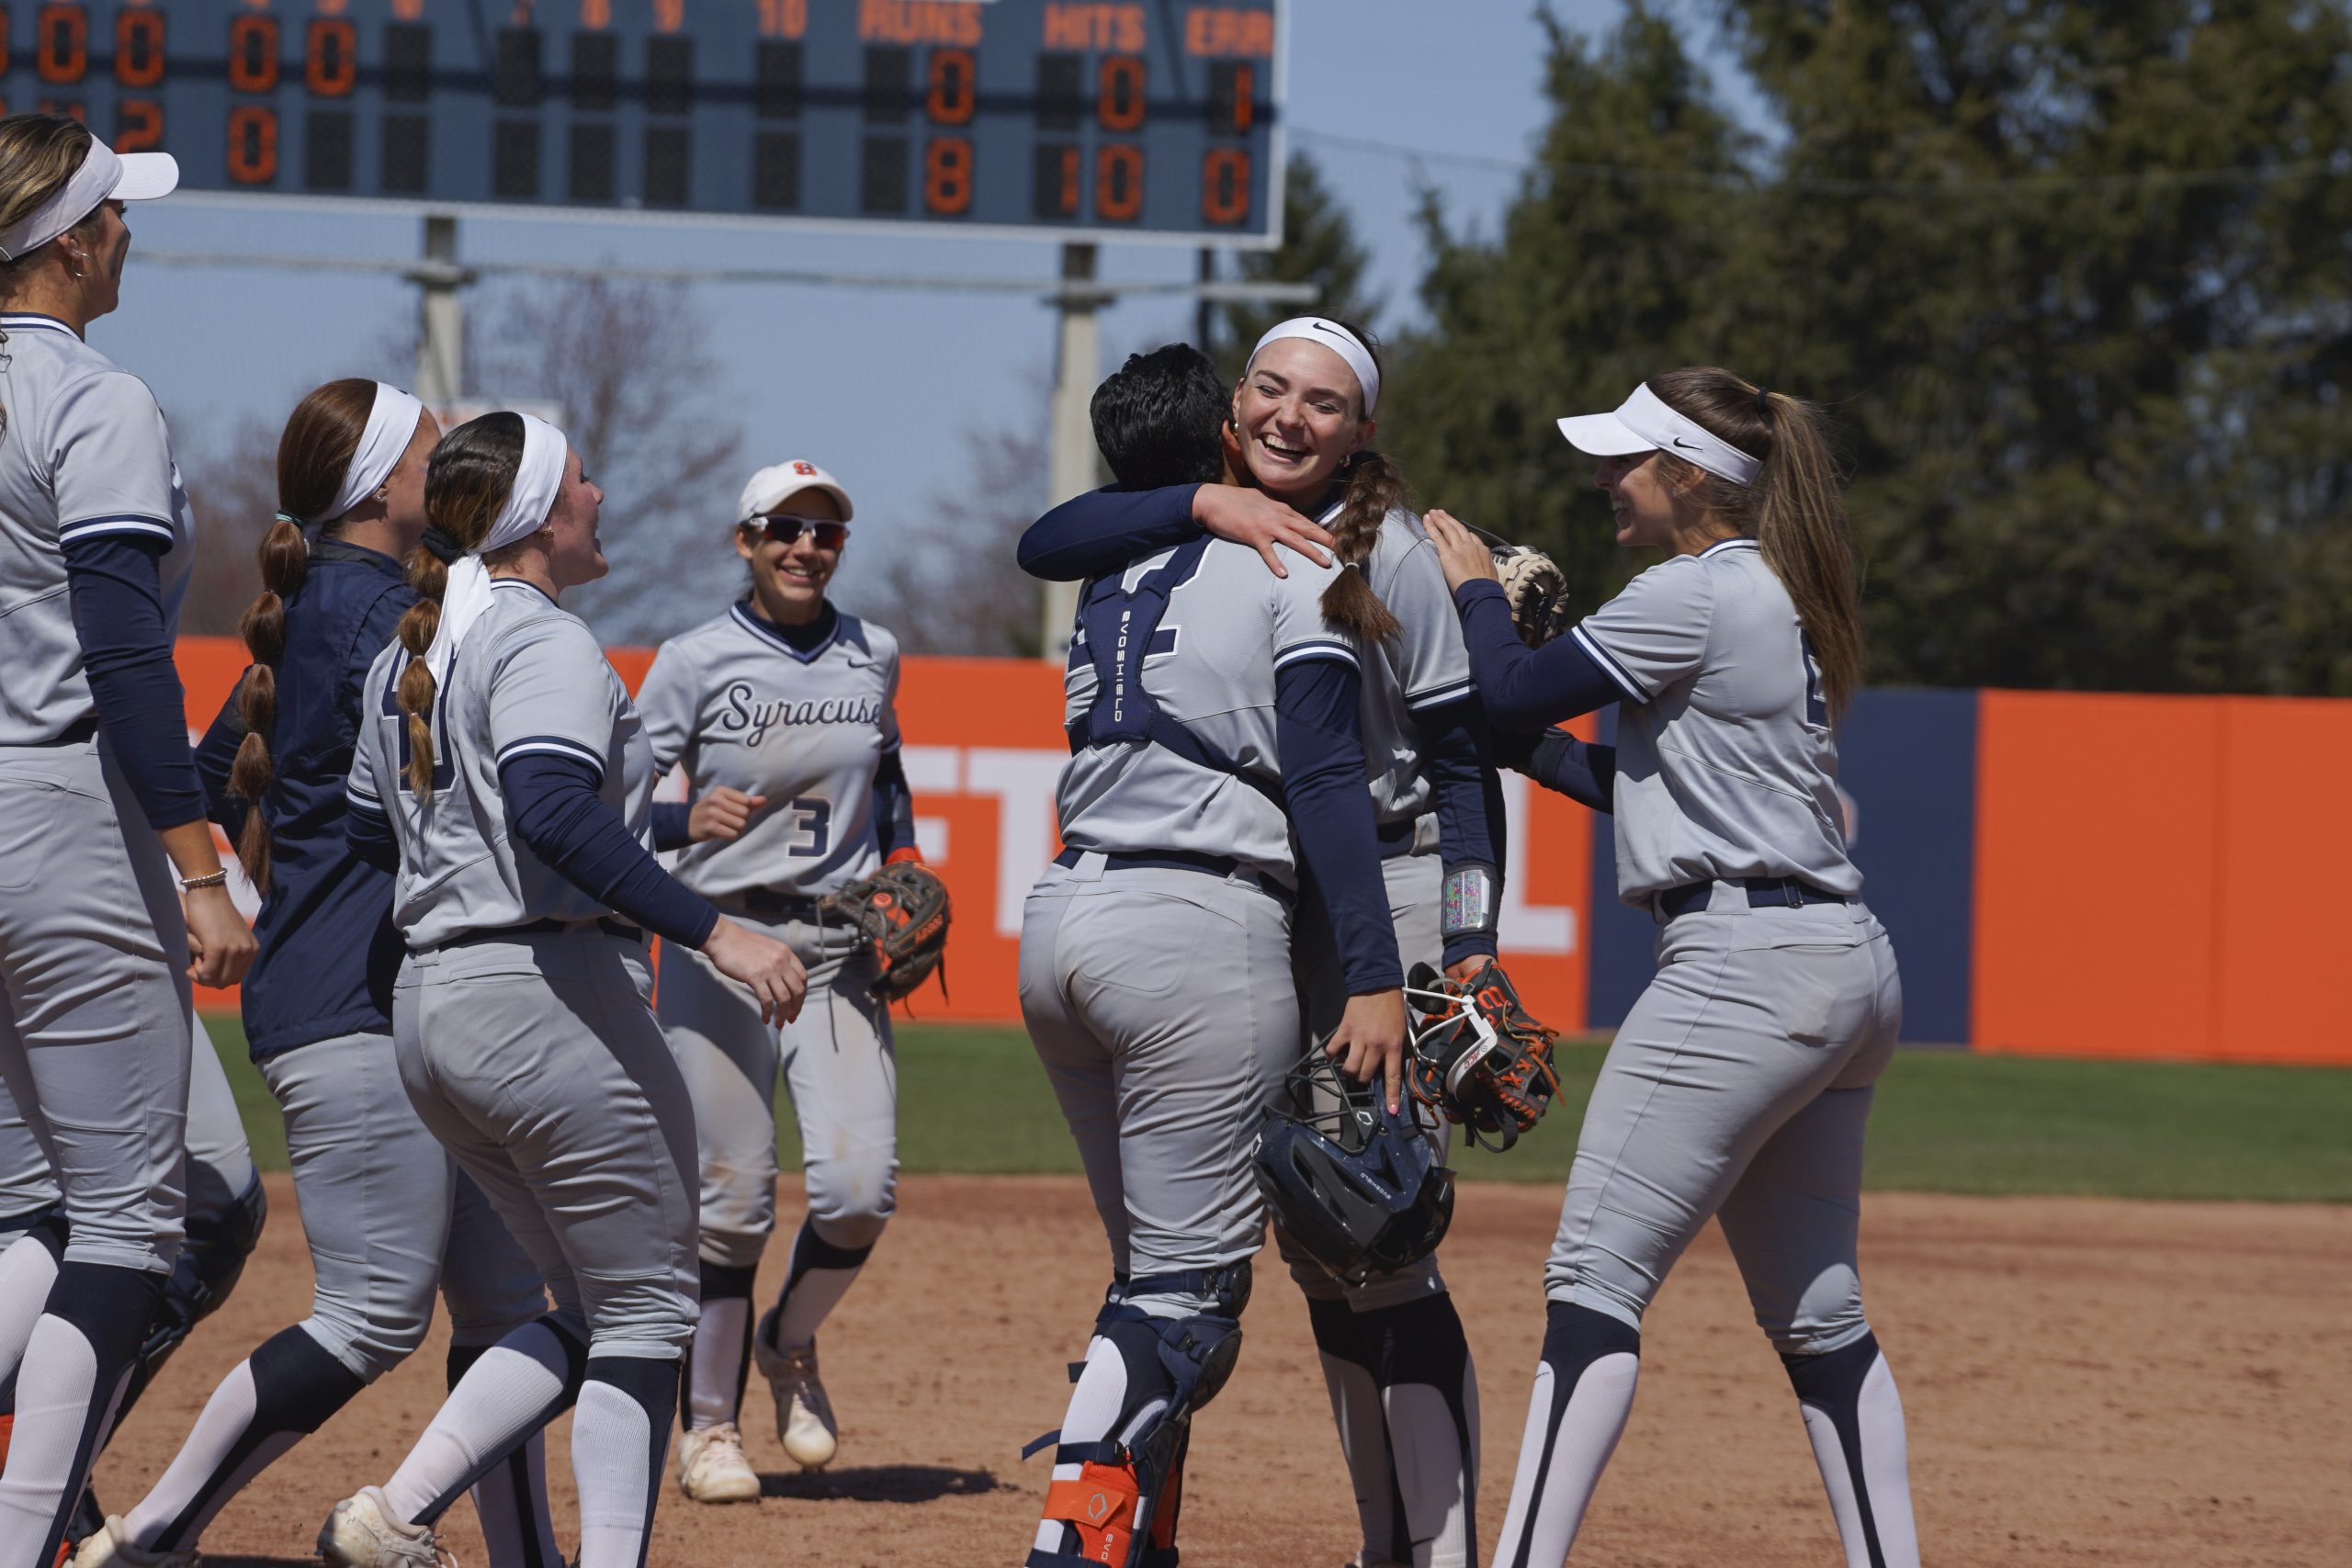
[0,0,1284,244]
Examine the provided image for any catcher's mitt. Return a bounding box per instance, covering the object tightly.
[821,860,951,1005]
[1402,959,1562,1153]
[1462,522,1572,647]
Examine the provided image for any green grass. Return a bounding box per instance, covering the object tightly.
[198,1017,2352,1203]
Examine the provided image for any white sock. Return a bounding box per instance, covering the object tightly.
[1490,1343,1640,1565]
[121,1360,282,1548]
[1792,1344,1920,1568]
[686,1296,750,1429]
[571,1359,676,1568]
[1385,1374,1479,1568]
[383,1322,576,1525]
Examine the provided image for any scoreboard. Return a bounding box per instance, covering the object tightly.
[0,1,1285,244]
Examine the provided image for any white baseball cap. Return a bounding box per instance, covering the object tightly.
[1556,382,1762,488]
[0,137,179,262]
[737,459,854,525]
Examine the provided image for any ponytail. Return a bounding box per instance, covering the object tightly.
[1318,449,1404,644]
[225,515,308,890]
[399,415,526,798]
[1647,368,1862,722]
[225,378,380,891]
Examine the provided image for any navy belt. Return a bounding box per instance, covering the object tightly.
[433,916,645,951]
[29,716,96,748]
[1054,846,1287,899]
[737,886,825,920]
[1375,816,1421,861]
[1657,876,1849,919]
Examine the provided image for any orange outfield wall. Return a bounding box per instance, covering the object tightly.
[176,638,1597,1032]
[1971,690,2352,1064]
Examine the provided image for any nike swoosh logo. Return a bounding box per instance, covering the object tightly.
[1671,437,1702,451]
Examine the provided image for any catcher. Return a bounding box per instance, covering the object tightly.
[638,457,946,1506]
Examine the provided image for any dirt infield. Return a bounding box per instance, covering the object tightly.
[90,1173,2349,1567]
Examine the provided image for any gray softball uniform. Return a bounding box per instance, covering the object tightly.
[1492,536,1917,1568]
[0,315,194,1280]
[637,603,905,1435]
[1281,507,1486,1568]
[350,581,699,1363]
[638,605,901,1271]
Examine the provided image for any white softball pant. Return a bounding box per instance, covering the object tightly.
[1546,895,1903,1353]
[262,1031,546,1379]
[394,930,698,1360]
[1019,856,1297,1292]
[655,908,896,1269]
[0,738,190,1274]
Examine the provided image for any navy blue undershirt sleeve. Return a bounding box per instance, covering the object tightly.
[1017,484,1204,581]
[62,532,207,830]
[1489,726,1619,814]
[499,753,720,949]
[1276,656,1404,996]
[872,749,917,858]
[345,796,399,874]
[194,681,249,837]
[1417,695,1502,967]
[1454,579,1623,731]
[650,802,693,852]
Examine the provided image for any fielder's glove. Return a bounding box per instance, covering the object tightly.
[1462,522,1573,647]
[822,860,952,1005]
[1402,959,1563,1152]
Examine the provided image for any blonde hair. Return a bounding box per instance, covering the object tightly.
[0,114,99,446]
[1647,368,1862,721]
[392,413,528,796]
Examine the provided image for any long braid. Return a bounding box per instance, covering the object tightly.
[225,378,379,891]
[1317,449,1405,644]
[398,413,526,798]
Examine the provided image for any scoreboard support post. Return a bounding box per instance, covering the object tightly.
[409,214,470,408]
[1041,242,1105,661]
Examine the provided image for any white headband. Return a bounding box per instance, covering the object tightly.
[0,138,179,262]
[422,413,571,690]
[1246,317,1380,415]
[316,384,426,525]
[1555,382,1762,487]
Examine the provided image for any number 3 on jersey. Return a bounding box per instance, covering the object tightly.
[783,795,831,858]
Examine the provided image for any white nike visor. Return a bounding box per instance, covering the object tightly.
[1556,381,1761,488]
[0,137,179,262]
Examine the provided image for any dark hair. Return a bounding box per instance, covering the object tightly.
[1287,316,1401,645]
[1091,344,1229,490]
[393,412,527,796]
[1646,367,1862,720]
[225,378,382,890]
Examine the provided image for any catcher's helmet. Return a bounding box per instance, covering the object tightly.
[1251,1051,1454,1286]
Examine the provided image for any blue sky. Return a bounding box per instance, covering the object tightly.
[102,1,1749,610]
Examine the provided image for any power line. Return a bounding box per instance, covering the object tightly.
[1294,126,2343,197]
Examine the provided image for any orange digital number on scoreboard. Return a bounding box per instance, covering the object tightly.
[1202,146,1249,224]
[36,4,88,86]
[115,7,164,89]
[228,14,280,95]
[308,17,358,97]
[1096,142,1141,220]
[927,48,975,126]
[227,104,277,184]
[924,135,973,214]
[115,97,163,153]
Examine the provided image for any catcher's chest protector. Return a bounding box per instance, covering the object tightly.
[1067,540,1272,798]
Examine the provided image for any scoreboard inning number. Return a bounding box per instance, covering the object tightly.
[0,2,1283,243]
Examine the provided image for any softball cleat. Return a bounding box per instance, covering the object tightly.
[676,1421,763,1504]
[317,1486,456,1568]
[66,1517,193,1568]
[754,1314,839,1471]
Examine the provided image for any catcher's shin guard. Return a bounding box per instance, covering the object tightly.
[1023,1268,1248,1568]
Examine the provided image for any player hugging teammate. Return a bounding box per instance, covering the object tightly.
[1016,321,1516,1568]
[635,458,944,1504]
[1424,372,1921,1568]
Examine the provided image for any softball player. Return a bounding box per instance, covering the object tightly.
[636,459,917,1502]
[1021,318,1499,1568]
[1019,344,1408,1568]
[74,381,563,1568]
[330,412,802,1568]
[0,1008,264,1551]
[0,115,256,1563]
[1423,370,1918,1568]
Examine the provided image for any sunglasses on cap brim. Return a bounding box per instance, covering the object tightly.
[741,514,850,549]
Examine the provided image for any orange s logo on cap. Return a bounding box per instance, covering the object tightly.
[793,461,817,475]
